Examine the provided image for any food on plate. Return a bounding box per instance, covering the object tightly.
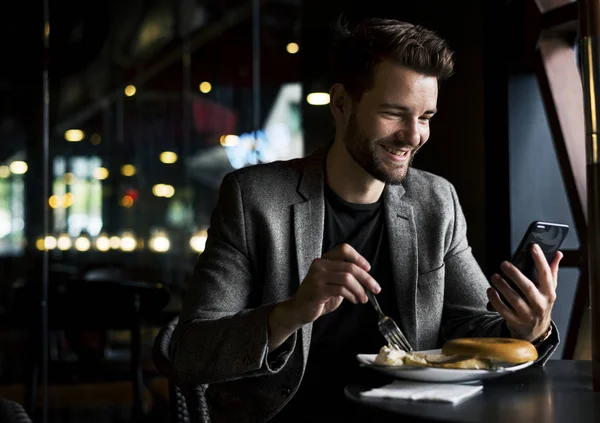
[374,337,538,370]
[374,346,428,366]
[441,337,538,364]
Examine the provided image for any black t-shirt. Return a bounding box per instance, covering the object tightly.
[271,184,399,422]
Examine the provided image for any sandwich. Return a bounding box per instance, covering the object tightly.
[375,337,538,370]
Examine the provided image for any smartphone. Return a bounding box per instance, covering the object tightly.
[494,221,569,308]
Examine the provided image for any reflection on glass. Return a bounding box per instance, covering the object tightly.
[51,156,103,239]
[28,0,304,263]
[0,158,25,254]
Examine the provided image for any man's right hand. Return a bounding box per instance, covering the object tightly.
[268,243,381,350]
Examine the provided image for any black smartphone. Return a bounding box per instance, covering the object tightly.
[494,221,569,308]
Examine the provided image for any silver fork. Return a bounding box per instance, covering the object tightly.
[365,290,413,352]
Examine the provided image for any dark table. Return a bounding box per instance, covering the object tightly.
[345,360,599,423]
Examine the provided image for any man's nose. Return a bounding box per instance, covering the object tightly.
[395,120,420,147]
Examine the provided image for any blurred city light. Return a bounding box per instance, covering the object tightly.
[306,92,330,105]
[190,230,208,253]
[121,164,136,176]
[160,151,178,164]
[65,129,85,142]
[199,81,212,93]
[125,85,137,96]
[286,42,299,54]
[93,167,109,180]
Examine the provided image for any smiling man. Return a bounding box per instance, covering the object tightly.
[170,18,561,423]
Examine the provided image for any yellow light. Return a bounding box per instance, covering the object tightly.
[0,166,10,178]
[9,161,28,175]
[199,81,212,93]
[74,236,91,252]
[120,195,134,208]
[125,85,137,97]
[159,151,178,164]
[36,238,45,251]
[95,235,110,252]
[150,234,170,253]
[190,230,208,253]
[109,236,121,250]
[90,133,102,145]
[93,167,109,180]
[65,129,85,142]
[286,42,299,54]
[44,236,57,250]
[152,184,175,198]
[219,135,240,147]
[63,193,73,208]
[64,173,75,184]
[121,164,136,176]
[57,234,72,251]
[306,92,330,106]
[120,233,137,252]
[49,195,62,209]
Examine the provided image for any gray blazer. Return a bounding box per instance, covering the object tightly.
[171,146,557,423]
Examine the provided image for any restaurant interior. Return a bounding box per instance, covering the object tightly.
[0,0,597,421]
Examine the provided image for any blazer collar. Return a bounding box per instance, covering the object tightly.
[383,182,419,349]
[294,146,328,364]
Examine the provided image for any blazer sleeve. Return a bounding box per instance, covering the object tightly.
[170,172,297,387]
[441,182,513,339]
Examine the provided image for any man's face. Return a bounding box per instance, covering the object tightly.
[343,61,439,185]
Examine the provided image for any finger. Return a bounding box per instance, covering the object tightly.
[323,243,371,272]
[530,244,555,295]
[500,261,543,306]
[549,251,563,289]
[322,283,360,304]
[489,274,532,317]
[320,259,381,294]
[486,288,521,327]
[324,271,371,303]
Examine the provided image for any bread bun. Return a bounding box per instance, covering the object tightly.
[442,338,538,364]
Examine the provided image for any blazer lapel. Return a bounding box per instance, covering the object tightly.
[383,185,419,349]
[293,148,326,364]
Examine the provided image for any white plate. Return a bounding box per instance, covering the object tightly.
[356,349,534,383]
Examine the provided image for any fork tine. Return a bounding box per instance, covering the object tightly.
[385,323,411,351]
[388,330,406,350]
[391,326,411,351]
[391,331,410,352]
[387,320,413,351]
[384,330,406,351]
[383,333,401,350]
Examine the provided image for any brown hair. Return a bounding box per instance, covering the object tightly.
[331,17,455,101]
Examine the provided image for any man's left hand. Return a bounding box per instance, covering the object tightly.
[487,243,563,342]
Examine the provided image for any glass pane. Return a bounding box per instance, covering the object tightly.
[4,2,304,419]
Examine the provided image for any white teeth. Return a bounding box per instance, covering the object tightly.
[382,145,408,156]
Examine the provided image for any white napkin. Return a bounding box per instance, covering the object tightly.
[360,380,483,405]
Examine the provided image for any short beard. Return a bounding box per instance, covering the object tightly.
[343,113,418,185]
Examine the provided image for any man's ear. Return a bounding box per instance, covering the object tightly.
[329,83,350,122]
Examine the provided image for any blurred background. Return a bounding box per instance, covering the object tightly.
[0,0,590,421]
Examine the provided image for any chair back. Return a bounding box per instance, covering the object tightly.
[152,317,211,423]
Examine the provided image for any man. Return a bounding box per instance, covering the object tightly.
[170,18,561,422]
